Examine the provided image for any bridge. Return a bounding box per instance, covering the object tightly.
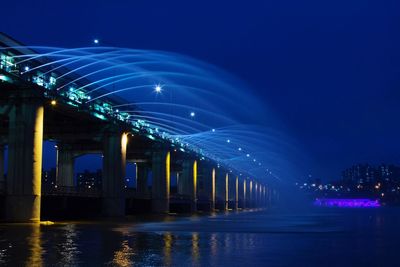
[0,33,274,222]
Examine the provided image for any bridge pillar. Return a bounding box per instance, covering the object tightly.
[151,150,170,213]
[263,186,267,207]
[181,159,197,212]
[211,168,216,211]
[225,173,229,210]
[255,183,260,207]
[0,144,4,192]
[234,176,239,210]
[217,172,229,211]
[202,167,216,211]
[242,179,247,209]
[257,183,261,207]
[216,170,226,210]
[6,94,44,222]
[254,182,257,207]
[260,185,264,207]
[102,131,127,217]
[56,144,75,187]
[177,170,183,194]
[249,180,253,208]
[268,187,272,207]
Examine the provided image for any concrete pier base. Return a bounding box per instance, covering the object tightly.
[181,159,197,212]
[6,94,44,222]
[152,150,170,213]
[102,131,127,217]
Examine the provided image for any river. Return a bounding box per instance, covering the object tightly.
[0,207,398,266]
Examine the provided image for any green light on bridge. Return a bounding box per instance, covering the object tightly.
[147,134,156,140]
[93,113,107,121]
[0,74,12,83]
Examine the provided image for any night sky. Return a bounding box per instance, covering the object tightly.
[3,0,400,181]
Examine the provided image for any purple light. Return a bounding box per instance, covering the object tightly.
[314,198,380,208]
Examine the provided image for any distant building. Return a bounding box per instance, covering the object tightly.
[376,164,400,183]
[342,164,376,184]
[342,163,400,185]
[77,169,102,189]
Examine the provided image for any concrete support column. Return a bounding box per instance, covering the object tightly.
[255,183,259,207]
[216,170,228,211]
[249,180,253,208]
[262,185,267,207]
[234,176,239,210]
[181,159,197,212]
[224,173,229,211]
[102,131,127,217]
[56,144,75,187]
[152,150,170,213]
[177,172,180,193]
[201,167,215,211]
[268,188,272,206]
[6,96,44,222]
[177,171,183,194]
[242,179,247,209]
[0,144,4,192]
[136,163,148,194]
[211,168,216,211]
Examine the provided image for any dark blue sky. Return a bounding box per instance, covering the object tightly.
[3,0,400,180]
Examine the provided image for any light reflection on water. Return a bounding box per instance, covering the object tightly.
[0,208,399,266]
[163,232,173,266]
[111,239,134,267]
[59,224,79,265]
[26,225,42,267]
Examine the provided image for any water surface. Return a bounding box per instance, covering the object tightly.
[0,207,399,266]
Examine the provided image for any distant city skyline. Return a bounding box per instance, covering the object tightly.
[299,162,400,205]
